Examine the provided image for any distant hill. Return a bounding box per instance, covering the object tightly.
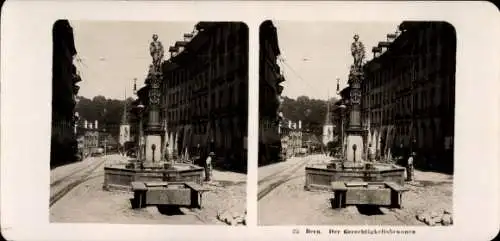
[75,94,338,138]
[280,95,338,135]
[75,95,135,138]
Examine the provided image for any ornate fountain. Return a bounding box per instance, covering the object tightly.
[305,34,405,191]
[103,34,204,192]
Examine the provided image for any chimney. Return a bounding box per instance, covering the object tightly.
[184,33,194,42]
[378,41,391,53]
[372,46,382,58]
[169,46,178,58]
[386,33,397,42]
[95,120,98,129]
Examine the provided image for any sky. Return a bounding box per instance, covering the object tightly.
[71,21,197,100]
[274,21,401,100]
[70,21,401,101]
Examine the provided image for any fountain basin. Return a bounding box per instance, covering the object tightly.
[104,162,204,192]
[331,181,408,209]
[305,161,405,191]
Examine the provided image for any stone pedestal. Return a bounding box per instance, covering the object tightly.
[345,130,364,162]
[145,134,162,164]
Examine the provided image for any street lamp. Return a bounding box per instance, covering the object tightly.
[339,104,347,158]
[103,128,107,156]
[136,103,145,165]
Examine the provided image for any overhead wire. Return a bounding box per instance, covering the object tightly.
[278,56,327,101]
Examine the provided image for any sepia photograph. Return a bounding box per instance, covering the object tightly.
[258,20,456,226]
[1,1,499,240]
[49,20,249,225]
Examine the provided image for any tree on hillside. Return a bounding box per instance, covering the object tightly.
[279,95,339,135]
[75,95,134,138]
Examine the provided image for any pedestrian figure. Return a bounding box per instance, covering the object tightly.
[205,152,215,182]
[407,152,415,181]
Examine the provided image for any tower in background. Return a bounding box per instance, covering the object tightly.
[322,94,335,146]
[119,91,130,148]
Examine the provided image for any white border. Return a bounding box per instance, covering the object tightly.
[1,1,499,240]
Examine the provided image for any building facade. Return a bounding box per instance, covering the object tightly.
[279,119,303,158]
[259,20,285,165]
[75,120,100,157]
[51,20,81,167]
[159,22,249,170]
[362,21,456,172]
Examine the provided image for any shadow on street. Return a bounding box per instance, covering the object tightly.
[157,205,185,216]
[212,162,247,174]
[356,205,385,216]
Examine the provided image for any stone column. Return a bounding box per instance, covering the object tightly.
[144,71,164,165]
[345,72,364,162]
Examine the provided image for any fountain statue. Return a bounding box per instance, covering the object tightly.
[150,34,164,73]
[351,34,365,74]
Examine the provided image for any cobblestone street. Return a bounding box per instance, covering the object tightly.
[50,154,246,225]
[258,154,453,226]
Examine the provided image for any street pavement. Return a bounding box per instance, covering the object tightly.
[50,153,452,225]
[50,154,246,224]
[258,154,453,226]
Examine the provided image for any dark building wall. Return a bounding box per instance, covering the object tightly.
[161,22,249,171]
[51,20,80,167]
[259,20,284,166]
[362,21,456,172]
